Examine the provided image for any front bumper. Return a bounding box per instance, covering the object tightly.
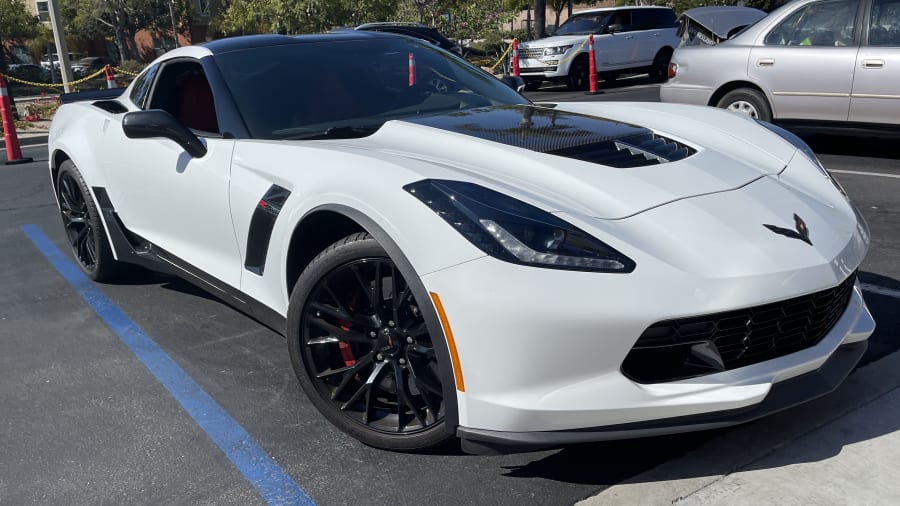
[458,340,867,454]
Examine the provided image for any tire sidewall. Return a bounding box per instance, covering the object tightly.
[56,160,117,282]
[286,234,450,451]
[718,88,773,122]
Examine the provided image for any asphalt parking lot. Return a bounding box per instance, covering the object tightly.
[2,86,899,504]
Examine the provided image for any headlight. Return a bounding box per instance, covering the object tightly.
[542,45,573,56]
[756,120,847,196]
[405,180,635,273]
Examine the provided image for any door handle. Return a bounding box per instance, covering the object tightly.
[863,59,885,69]
[625,35,634,39]
[757,58,775,66]
[654,33,661,36]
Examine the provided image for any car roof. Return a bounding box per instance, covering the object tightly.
[199,31,392,55]
[574,5,672,14]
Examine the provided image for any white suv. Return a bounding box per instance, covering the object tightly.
[518,6,679,90]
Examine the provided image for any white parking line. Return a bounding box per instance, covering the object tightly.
[862,283,900,299]
[0,142,48,151]
[830,169,900,179]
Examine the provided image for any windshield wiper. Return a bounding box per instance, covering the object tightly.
[283,125,381,141]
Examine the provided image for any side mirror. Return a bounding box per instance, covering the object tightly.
[607,24,626,34]
[122,109,207,158]
[499,75,526,93]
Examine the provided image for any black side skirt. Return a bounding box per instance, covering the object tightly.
[93,187,286,335]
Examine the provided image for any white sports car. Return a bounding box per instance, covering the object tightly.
[49,32,875,454]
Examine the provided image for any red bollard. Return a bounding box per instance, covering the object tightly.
[105,65,117,89]
[408,52,415,86]
[587,34,599,95]
[511,39,520,77]
[0,75,33,166]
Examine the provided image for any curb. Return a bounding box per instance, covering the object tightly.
[578,347,900,505]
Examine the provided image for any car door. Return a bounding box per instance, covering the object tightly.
[748,0,862,121]
[601,9,636,67]
[849,0,900,124]
[630,9,668,64]
[103,58,243,288]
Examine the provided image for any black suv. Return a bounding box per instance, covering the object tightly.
[353,22,462,56]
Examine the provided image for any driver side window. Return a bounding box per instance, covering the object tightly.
[606,11,634,33]
[147,60,219,134]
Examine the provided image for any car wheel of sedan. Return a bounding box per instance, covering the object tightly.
[55,160,122,281]
[566,56,590,91]
[287,233,451,451]
[717,88,772,122]
[649,49,672,83]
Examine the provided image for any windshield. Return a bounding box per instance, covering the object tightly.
[214,38,529,140]
[555,13,611,35]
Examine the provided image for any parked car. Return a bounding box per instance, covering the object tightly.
[517,6,679,90]
[352,22,462,55]
[40,52,82,70]
[72,56,113,77]
[662,0,900,127]
[6,63,52,83]
[49,31,873,454]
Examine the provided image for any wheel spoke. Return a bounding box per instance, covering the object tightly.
[317,352,373,379]
[307,315,370,344]
[395,363,426,428]
[349,264,375,307]
[329,354,374,400]
[341,361,386,411]
[406,322,429,338]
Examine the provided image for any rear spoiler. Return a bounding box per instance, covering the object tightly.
[60,88,126,104]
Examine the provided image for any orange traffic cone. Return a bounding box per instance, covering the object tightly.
[1,75,33,165]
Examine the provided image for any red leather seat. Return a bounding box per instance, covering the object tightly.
[178,74,218,133]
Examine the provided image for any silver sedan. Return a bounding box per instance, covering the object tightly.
[661,0,900,126]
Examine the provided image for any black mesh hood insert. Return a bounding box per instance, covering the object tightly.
[402,105,695,168]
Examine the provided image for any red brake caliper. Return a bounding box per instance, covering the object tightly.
[337,291,361,367]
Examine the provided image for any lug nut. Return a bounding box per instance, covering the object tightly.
[399,358,406,365]
[369,331,377,338]
[406,336,413,344]
[376,353,384,361]
[388,320,395,327]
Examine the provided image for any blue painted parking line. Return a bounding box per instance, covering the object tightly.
[21,224,314,506]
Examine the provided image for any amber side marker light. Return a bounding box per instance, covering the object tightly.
[429,292,465,392]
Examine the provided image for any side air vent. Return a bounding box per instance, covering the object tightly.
[551,132,695,168]
[93,100,128,114]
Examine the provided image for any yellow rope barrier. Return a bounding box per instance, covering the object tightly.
[111,66,140,77]
[0,66,109,89]
[488,42,513,73]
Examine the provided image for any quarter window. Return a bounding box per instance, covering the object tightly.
[764,0,858,46]
[129,64,160,109]
[868,0,900,45]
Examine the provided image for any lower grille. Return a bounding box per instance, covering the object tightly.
[622,272,857,383]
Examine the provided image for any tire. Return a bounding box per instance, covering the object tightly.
[287,233,452,451]
[648,49,672,83]
[566,56,590,91]
[524,81,542,91]
[716,88,772,122]
[55,160,122,282]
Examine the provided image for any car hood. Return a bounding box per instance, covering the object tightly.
[678,6,767,44]
[341,103,797,220]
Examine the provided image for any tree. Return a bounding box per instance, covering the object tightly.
[533,0,546,38]
[61,0,193,62]
[0,0,41,69]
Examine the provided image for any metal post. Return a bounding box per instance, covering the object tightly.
[169,0,180,47]
[47,0,73,93]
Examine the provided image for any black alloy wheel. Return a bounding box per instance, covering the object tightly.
[287,233,450,450]
[55,160,120,281]
[566,56,590,91]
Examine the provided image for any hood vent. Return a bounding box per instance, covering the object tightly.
[552,131,695,168]
[403,105,695,168]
